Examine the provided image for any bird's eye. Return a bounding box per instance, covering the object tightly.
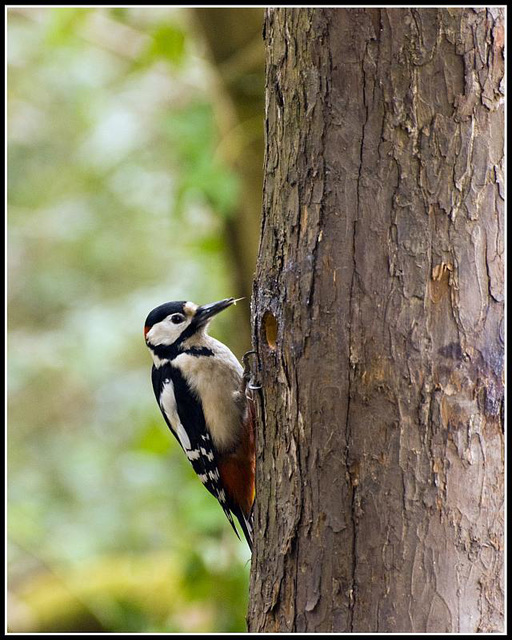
[171,314,185,324]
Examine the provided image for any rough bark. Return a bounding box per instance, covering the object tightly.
[248,8,504,633]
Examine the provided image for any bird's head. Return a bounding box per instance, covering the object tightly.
[144,297,238,352]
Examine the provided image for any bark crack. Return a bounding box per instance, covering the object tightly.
[346,213,359,633]
[346,35,372,633]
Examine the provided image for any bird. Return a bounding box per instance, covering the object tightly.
[144,297,255,549]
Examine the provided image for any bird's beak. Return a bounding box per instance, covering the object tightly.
[193,297,239,328]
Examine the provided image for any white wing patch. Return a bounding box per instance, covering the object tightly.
[159,378,179,425]
[160,379,199,458]
[177,423,192,451]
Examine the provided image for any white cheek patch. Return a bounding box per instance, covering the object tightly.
[148,321,176,347]
[147,315,192,348]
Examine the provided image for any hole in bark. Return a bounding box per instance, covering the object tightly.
[262,311,278,350]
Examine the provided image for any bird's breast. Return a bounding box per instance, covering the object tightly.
[174,347,244,452]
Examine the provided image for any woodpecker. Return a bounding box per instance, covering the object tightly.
[144,297,255,549]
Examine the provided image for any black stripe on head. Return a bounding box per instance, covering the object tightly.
[145,301,187,328]
[145,300,194,360]
[145,300,217,361]
[185,346,214,357]
[150,343,214,361]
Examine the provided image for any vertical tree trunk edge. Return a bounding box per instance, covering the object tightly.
[248,7,504,634]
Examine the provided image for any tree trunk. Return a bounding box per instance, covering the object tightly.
[248,8,504,633]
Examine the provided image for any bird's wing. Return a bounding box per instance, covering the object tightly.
[152,363,243,541]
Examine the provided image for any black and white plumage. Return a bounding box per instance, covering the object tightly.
[144,298,255,549]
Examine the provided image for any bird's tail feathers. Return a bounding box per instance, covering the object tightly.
[236,508,253,551]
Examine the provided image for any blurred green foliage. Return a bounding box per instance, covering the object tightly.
[8,7,251,633]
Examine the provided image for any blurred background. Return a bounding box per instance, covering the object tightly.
[7,7,264,633]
